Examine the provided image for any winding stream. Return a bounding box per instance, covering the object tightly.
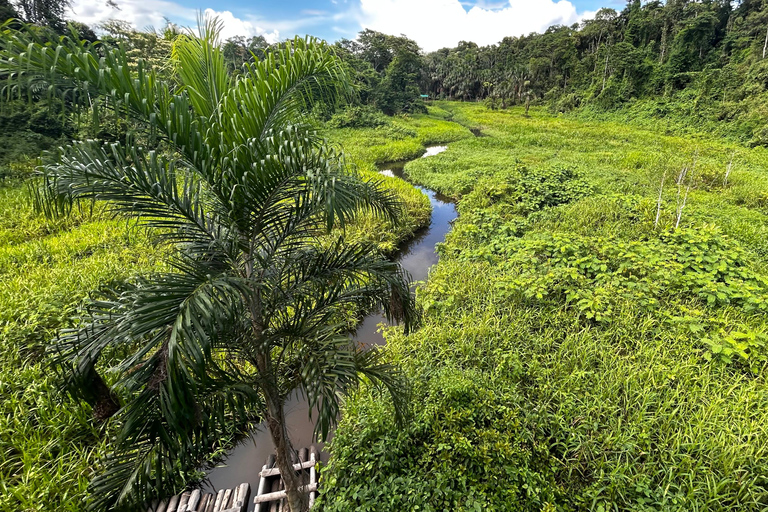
[203,146,454,508]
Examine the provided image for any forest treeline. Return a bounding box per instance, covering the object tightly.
[219,0,768,143]
[420,0,768,145]
[5,0,768,163]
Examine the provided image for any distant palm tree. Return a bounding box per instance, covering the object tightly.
[1,18,416,511]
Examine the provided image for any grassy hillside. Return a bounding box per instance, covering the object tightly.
[320,102,768,511]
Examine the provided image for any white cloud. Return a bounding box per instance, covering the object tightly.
[66,0,195,31]
[203,9,280,43]
[65,1,280,43]
[358,0,593,51]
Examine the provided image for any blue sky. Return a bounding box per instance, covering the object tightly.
[67,0,628,51]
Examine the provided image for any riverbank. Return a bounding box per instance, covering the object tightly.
[0,109,470,511]
[318,102,768,511]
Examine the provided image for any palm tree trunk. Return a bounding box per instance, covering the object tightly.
[84,366,120,421]
[265,394,306,512]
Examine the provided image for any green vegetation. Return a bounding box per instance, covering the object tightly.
[0,111,439,512]
[323,105,473,253]
[327,107,473,164]
[319,102,768,511]
[0,22,428,511]
[422,0,768,146]
[0,186,163,511]
[0,30,459,510]
[6,1,768,508]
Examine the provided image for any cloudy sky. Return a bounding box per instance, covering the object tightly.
[66,0,625,51]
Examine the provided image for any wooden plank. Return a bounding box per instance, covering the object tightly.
[221,488,234,510]
[259,460,315,478]
[204,493,217,512]
[212,490,226,512]
[196,494,210,512]
[232,483,251,512]
[254,464,270,512]
[156,499,168,512]
[177,492,191,512]
[185,490,201,512]
[253,484,318,505]
[308,448,317,509]
[268,478,281,512]
[166,495,180,512]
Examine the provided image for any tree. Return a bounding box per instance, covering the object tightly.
[222,34,269,73]
[335,30,425,114]
[13,0,69,31]
[376,46,424,114]
[0,0,19,22]
[1,18,416,511]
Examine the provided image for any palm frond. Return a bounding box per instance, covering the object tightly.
[172,15,230,121]
[4,18,419,510]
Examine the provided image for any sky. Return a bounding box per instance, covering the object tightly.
[66,0,627,52]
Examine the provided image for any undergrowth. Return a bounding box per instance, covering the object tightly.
[0,110,448,510]
[320,102,768,511]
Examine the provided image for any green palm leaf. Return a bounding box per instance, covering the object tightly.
[1,17,416,512]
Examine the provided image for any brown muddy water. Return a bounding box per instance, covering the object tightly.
[202,146,455,509]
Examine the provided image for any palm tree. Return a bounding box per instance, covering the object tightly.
[1,19,416,512]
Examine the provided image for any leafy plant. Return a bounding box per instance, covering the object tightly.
[2,18,417,511]
[703,330,768,373]
[328,105,388,129]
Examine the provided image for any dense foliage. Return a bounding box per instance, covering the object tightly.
[0,19,429,511]
[5,2,768,510]
[0,89,452,512]
[332,30,426,116]
[319,102,768,511]
[422,0,768,144]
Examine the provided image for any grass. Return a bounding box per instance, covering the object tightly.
[0,109,460,510]
[324,107,473,253]
[319,102,768,511]
[325,107,473,165]
[0,185,163,511]
[8,100,768,510]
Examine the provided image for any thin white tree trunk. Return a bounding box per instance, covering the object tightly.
[763,24,768,59]
[724,152,734,187]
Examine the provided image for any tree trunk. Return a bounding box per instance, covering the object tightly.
[265,395,306,512]
[763,24,768,59]
[85,366,120,421]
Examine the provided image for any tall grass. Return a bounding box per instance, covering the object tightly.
[0,186,163,511]
[0,109,451,509]
[320,102,768,511]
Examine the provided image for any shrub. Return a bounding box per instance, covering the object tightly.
[328,105,389,129]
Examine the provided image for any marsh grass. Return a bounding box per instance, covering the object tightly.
[0,186,163,511]
[326,112,473,164]
[320,102,768,511]
[0,110,453,509]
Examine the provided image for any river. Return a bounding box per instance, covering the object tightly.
[202,146,455,508]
